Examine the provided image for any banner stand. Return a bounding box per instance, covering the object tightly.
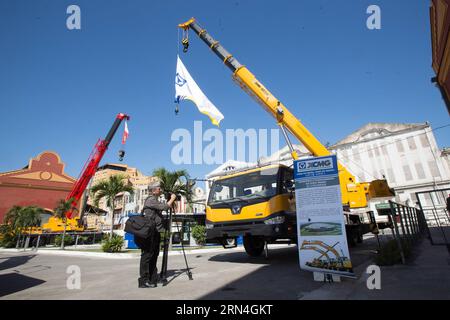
[313,272,341,282]
[294,155,356,280]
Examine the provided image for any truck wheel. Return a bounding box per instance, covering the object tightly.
[221,237,237,249]
[243,236,265,257]
[347,232,357,247]
[357,233,363,243]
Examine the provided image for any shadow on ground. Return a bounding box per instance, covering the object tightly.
[0,273,46,297]
[0,255,36,271]
[200,237,381,299]
[161,267,196,286]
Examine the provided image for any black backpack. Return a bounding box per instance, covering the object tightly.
[124,209,155,239]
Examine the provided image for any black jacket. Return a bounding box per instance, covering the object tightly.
[142,195,170,232]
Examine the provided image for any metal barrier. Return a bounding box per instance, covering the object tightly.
[16,231,104,251]
[416,188,450,253]
[387,201,427,264]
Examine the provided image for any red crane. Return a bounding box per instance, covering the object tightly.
[67,113,130,218]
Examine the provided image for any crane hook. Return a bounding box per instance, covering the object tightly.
[118,150,125,161]
[182,38,189,53]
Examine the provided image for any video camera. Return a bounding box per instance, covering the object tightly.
[164,192,182,201]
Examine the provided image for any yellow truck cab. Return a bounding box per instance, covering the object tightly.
[206,164,297,256]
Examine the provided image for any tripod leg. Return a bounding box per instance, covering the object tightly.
[160,208,173,285]
[159,228,169,284]
[175,217,193,280]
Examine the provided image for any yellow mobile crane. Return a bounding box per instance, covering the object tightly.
[178,18,394,256]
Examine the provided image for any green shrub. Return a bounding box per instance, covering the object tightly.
[102,234,124,252]
[55,235,75,247]
[191,225,206,246]
[375,239,411,266]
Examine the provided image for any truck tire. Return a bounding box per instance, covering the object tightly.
[243,235,265,257]
[347,231,357,247]
[221,237,237,249]
[357,233,363,243]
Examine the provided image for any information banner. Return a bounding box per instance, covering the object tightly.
[294,155,355,277]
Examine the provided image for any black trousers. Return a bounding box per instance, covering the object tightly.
[134,232,161,283]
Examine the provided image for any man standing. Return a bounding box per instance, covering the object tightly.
[134,182,176,288]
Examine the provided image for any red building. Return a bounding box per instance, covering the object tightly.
[430,0,450,115]
[0,151,76,223]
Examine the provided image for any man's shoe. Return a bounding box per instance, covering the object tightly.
[138,279,156,288]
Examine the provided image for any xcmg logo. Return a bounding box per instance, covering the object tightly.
[297,158,334,172]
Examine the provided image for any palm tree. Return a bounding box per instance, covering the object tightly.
[90,174,134,240]
[4,205,22,226]
[152,168,195,250]
[152,168,195,203]
[53,197,76,249]
[4,205,23,248]
[11,206,43,248]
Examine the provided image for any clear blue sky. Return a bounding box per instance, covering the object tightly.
[1,0,449,184]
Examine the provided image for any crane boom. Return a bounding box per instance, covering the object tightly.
[66,113,130,218]
[178,18,393,208]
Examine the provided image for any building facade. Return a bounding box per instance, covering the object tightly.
[0,151,76,222]
[430,0,450,114]
[330,123,450,210]
[87,163,158,231]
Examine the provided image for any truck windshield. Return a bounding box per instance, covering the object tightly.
[208,168,279,205]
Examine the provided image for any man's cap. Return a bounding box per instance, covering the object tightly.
[148,181,161,191]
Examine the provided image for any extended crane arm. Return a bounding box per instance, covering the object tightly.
[178,18,394,208]
[66,113,130,218]
[179,18,329,158]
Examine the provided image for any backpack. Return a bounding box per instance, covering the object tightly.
[124,209,155,239]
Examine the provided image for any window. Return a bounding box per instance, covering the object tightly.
[428,161,440,178]
[403,165,413,181]
[374,146,380,157]
[415,163,426,179]
[407,137,417,150]
[396,140,405,153]
[420,134,429,148]
[208,168,279,204]
[422,193,432,206]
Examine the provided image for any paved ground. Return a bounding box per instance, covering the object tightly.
[0,235,449,300]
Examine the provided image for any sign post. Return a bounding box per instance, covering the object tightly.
[294,155,355,280]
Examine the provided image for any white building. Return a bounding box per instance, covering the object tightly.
[191,187,206,214]
[330,123,450,209]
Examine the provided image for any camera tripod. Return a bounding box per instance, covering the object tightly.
[159,207,193,286]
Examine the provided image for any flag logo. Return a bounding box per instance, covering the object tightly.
[175,73,187,87]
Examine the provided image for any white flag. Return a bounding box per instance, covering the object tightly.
[175,55,224,126]
[121,121,129,144]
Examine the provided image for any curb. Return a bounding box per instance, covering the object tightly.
[0,246,247,259]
